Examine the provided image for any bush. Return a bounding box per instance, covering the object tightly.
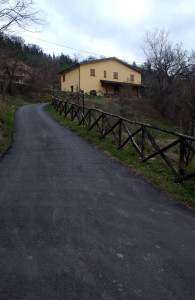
[90,90,96,96]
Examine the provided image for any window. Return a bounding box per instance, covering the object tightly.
[104,70,106,78]
[90,69,95,76]
[63,74,65,82]
[130,74,134,81]
[113,72,118,79]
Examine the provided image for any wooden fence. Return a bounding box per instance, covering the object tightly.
[52,96,195,183]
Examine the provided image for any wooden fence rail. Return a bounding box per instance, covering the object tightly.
[52,96,195,183]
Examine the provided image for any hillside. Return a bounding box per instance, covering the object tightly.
[0,33,77,90]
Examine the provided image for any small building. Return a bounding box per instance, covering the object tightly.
[58,57,143,97]
[0,71,25,84]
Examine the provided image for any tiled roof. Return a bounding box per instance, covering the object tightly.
[0,71,25,78]
[58,57,141,74]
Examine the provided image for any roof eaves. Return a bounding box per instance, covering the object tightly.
[57,63,80,75]
[57,57,142,74]
[111,57,142,73]
[80,56,142,73]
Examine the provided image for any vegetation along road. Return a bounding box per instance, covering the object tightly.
[0,103,194,300]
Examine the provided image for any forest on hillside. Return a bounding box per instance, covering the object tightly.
[0,33,77,90]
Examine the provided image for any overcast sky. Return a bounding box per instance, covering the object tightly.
[20,0,195,65]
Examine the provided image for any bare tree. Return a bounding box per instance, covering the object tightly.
[0,34,25,100]
[142,28,192,117]
[142,28,195,167]
[142,28,191,78]
[0,0,45,33]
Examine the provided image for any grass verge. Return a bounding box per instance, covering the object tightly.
[0,94,50,157]
[46,103,195,208]
[0,96,29,156]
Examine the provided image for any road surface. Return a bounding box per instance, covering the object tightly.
[0,103,194,300]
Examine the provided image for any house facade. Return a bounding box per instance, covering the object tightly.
[0,71,25,84]
[58,57,143,97]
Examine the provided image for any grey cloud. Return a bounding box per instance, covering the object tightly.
[30,0,195,62]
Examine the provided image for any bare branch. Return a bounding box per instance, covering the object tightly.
[0,0,46,33]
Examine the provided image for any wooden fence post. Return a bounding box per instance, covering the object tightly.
[179,139,185,176]
[102,113,105,136]
[64,101,67,117]
[71,105,74,120]
[88,109,91,130]
[82,92,85,125]
[141,125,146,160]
[118,119,122,149]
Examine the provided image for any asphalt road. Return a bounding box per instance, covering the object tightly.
[0,103,194,300]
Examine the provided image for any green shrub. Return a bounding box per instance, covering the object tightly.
[90,90,96,96]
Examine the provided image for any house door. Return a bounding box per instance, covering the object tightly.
[71,85,74,92]
[114,86,120,95]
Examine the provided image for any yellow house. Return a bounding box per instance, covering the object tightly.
[58,57,143,97]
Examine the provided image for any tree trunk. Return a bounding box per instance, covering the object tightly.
[1,81,9,101]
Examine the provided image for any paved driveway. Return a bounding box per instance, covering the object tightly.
[0,103,194,300]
